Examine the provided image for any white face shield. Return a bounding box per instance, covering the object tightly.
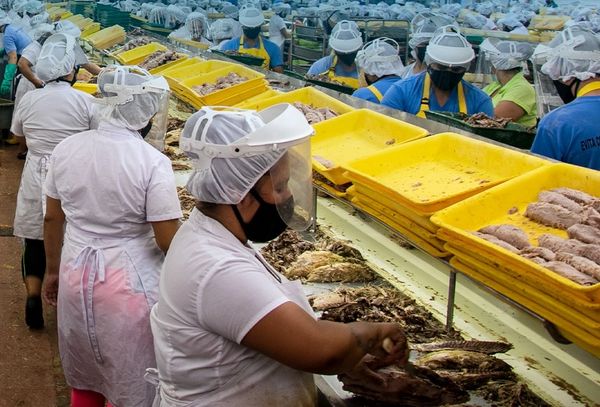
[181,104,315,231]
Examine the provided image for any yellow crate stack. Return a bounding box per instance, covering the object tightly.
[83,25,126,50]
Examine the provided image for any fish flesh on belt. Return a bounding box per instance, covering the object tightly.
[139,50,180,70]
[537,234,600,266]
[472,232,519,253]
[292,102,338,124]
[538,191,583,213]
[567,223,600,245]
[519,246,556,262]
[555,252,600,280]
[478,224,531,250]
[524,202,583,229]
[551,187,598,206]
[541,261,597,286]
[192,72,248,96]
[284,250,375,283]
[412,340,512,354]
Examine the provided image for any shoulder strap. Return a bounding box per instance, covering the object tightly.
[367,84,384,102]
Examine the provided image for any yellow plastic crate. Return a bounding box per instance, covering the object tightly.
[73,82,98,95]
[114,42,168,65]
[236,87,354,117]
[169,37,211,51]
[351,192,446,250]
[352,197,449,258]
[232,89,281,107]
[312,109,428,186]
[81,23,100,39]
[348,184,438,233]
[149,56,190,75]
[450,256,600,357]
[84,25,126,50]
[179,64,266,106]
[182,81,270,109]
[343,132,549,214]
[431,163,600,304]
[163,59,231,89]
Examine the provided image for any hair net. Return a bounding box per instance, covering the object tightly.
[182,110,282,203]
[54,20,81,38]
[30,22,54,42]
[0,10,11,26]
[329,20,363,53]
[425,26,474,69]
[534,26,600,81]
[475,1,494,17]
[185,12,208,38]
[273,2,291,16]
[409,12,454,49]
[29,11,48,28]
[97,66,169,131]
[571,7,595,22]
[480,38,533,70]
[221,3,239,18]
[439,3,461,18]
[210,17,238,41]
[356,37,404,77]
[22,0,43,15]
[36,33,76,82]
[497,16,524,31]
[464,14,488,29]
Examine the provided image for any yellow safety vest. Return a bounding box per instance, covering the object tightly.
[238,35,270,70]
[417,73,467,118]
[577,82,600,98]
[327,55,360,89]
[367,84,384,102]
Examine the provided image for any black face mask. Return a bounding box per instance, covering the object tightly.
[243,27,261,40]
[337,52,358,67]
[428,66,465,91]
[139,119,153,138]
[553,79,579,104]
[232,189,294,243]
[416,46,427,62]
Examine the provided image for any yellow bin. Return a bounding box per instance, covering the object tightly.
[114,42,168,65]
[73,82,98,95]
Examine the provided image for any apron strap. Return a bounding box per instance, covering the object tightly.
[417,73,431,118]
[457,81,467,114]
[577,82,600,98]
[367,84,384,102]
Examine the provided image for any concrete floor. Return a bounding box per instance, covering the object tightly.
[0,143,69,407]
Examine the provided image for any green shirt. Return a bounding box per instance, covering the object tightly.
[483,72,537,128]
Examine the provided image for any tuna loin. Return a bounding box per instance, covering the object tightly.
[472,232,519,253]
[567,224,600,245]
[555,252,600,280]
[525,202,583,229]
[543,261,598,286]
[479,224,531,250]
[538,191,583,213]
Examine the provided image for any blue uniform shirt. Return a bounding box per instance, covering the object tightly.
[352,75,401,104]
[3,24,32,55]
[531,96,600,170]
[220,35,284,69]
[381,72,494,116]
[307,55,358,79]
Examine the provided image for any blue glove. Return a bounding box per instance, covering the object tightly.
[1,63,17,97]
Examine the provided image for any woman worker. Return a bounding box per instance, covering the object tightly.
[307,20,363,89]
[42,65,182,406]
[481,38,537,127]
[148,104,408,406]
[12,33,97,330]
[353,37,404,104]
[531,26,600,170]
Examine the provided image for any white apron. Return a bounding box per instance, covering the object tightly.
[58,224,164,407]
[146,250,317,407]
[13,151,51,240]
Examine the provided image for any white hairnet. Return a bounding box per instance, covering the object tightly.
[97,66,168,130]
[210,17,238,41]
[534,25,600,81]
[22,0,43,14]
[409,12,454,48]
[425,26,474,69]
[480,38,533,70]
[329,20,363,53]
[182,109,282,203]
[221,3,239,18]
[497,16,524,31]
[54,20,81,38]
[36,33,76,82]
[464,14,488,29]
[29,11,48,27]
[475,1,494,17]
[239,5,265,27]
[356,37,404,77]
[439,3,461,18]
[30,23,54,42]
[185,12,208,39]
[571,7,595,22]
[0,11,11,26]
[273,2,291,16]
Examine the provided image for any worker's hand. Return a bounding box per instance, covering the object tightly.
[371,323,409,364]
[33,79,45,89]
[42,273,59,307]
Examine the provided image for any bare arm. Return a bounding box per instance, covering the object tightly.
[280,27,291,39]
[81,63,102,76]
[7,50,17,65]
[18,57,44,88]
[272,66,284,73]
[43,197,65,306]
[151,219,180,253]
[494,100,526,122]
[241,302,407,375]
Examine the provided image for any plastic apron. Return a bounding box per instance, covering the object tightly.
[327,55,360,89]
[145,249,317,407]
[416,73,467,118]
[238,35,270,70]
[13,151,51,240]
[367,84,384,102]
[58,224,163,407]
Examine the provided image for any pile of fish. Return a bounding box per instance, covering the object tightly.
[192,72,248,96]
[464,113,512,129]
[139,51,180,70]
[292,102,338,124]
[121,37,152,51]
[473,188,600,285]
[305,73,350,87]
[164,145,191,171]
[177,186,196,219]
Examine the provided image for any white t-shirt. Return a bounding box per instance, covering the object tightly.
[45,122,182,238]
[268,14,287,47]
[151,209,317,406]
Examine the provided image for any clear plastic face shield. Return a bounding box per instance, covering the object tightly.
[184,104,315,231]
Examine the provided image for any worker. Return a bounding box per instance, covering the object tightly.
[0,14,32,143]
[11,33,97,330]
[382,26,494,118]
[402,12,454,79]
[209,18,239,49]
[269,0,291,58]
[12,23,54,160]
[169,12,212,45]
[220,5,284,72]
[42,65,182,407]
[353,37,404,104]
[531,26,600,170]
[480,38,537,127]
[496,16,529,35]
[147,104,408,406]
[54,20,102,76]
[307,20,363,89]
